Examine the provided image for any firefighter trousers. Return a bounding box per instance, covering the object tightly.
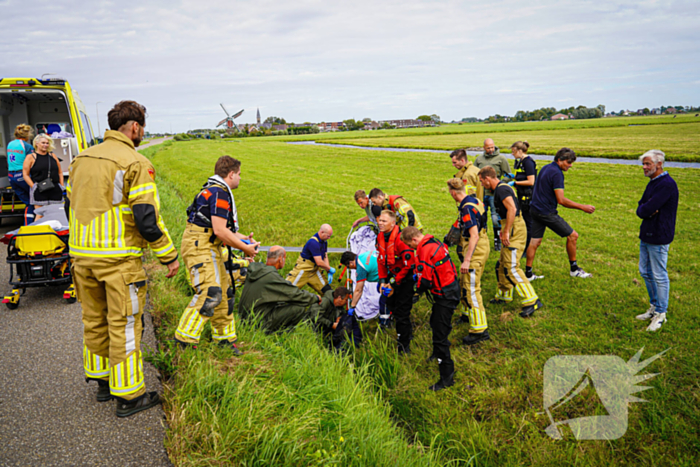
[74,257,148,401]
[459,230,490,333]
[175,226,237,344]
[494,217,539,307]
[286,257,330,295]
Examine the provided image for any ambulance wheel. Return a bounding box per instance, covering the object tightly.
[65,297,77,304]
[6,300,19,310]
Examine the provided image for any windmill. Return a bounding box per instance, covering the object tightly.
[217,104,244,132]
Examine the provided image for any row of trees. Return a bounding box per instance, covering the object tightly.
[509,105,606,122]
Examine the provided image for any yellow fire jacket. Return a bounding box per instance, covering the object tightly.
[67,130,177,264]
[455,162,484,201]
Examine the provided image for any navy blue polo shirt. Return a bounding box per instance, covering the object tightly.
[530,162,565,216]
[188,185,233,228]
[300,233,327,261]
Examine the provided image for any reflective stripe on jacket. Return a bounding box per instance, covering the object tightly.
[67,130,177,264]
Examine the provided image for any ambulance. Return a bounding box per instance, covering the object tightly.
[0,77,96,223]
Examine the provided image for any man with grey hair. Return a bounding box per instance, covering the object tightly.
[239,246,323,332]
[474,138,511,251]
[286,224,335,294]
[635,150,678,331]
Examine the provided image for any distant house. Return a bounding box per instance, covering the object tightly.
[378,119,436,129]
[272,124,288,131]
[363,121,380,130]
[637,109,646,115]
[651,108,661,115]
[551,113,569,120]
[317,122,346,132]
[665,107,677,114]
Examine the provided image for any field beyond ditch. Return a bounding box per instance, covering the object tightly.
[143,138,700,466]
[269,114,700,162]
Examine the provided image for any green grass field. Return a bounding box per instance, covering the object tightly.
[264,114,700,162]
[143,138,700,466]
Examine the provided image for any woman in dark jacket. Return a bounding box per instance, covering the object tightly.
[23,134,64,208]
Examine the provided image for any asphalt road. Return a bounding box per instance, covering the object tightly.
[0,217,171,466]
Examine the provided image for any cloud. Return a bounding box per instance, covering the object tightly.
[1,0,698,131]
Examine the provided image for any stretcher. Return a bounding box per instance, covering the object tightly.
[1,210,75,309]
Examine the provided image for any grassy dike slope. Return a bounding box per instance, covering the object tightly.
[143,139,700,466]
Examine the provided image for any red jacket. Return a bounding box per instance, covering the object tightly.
[415,235,458,298]
[377,225,414,284]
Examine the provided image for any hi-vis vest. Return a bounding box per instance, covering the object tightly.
[67,130,176,264]
[383,195,424,231]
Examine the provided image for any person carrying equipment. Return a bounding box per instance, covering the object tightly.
[447,179,491,343]
[175,156,259,353]
[401,227,460,391]
[352,189,382,229]
[286,224,334,294]
[376,210,415,355]
[479,167,544,318]
[239,246,321,333]
[450,148,483,200]
[369,188,424,232]
[68,100,179,417]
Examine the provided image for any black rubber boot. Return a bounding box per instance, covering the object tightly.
[429,361,455,391]
[398,342,411,356]
[462,330,491,346]
[174,338,198,350]
[520,299,544,318]
[96,379,113,402]
[218,339,243,356]
[116,391,161,418]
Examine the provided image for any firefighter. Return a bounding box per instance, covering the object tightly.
[447,179,491,344]
[174,156,259,353]
[450,148,483,200]
[401,227,460,391]
[376,210,415,355]
[478,167,544,317]
[68,101,179,417]
[369,188,424,232]
[286,224,334,295]
[352,189,382,229]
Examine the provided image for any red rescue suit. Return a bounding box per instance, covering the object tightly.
[377,225,414,285]
[415,235,460,300]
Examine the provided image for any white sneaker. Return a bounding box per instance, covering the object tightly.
[636,305,656,321]
[526,273,545,281]
[570,268,593,278]
[646,312,667,332]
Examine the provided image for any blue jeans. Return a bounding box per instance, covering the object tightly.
[8,171,34,225]
[639,241,670,314]
[483,194,502,232]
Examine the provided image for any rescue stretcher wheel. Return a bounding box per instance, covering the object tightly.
[5,299,19,310]
[65,297,77,304]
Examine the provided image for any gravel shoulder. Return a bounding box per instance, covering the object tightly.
[0,218,171,467]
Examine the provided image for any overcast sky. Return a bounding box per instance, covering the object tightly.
[2,0,698,133]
